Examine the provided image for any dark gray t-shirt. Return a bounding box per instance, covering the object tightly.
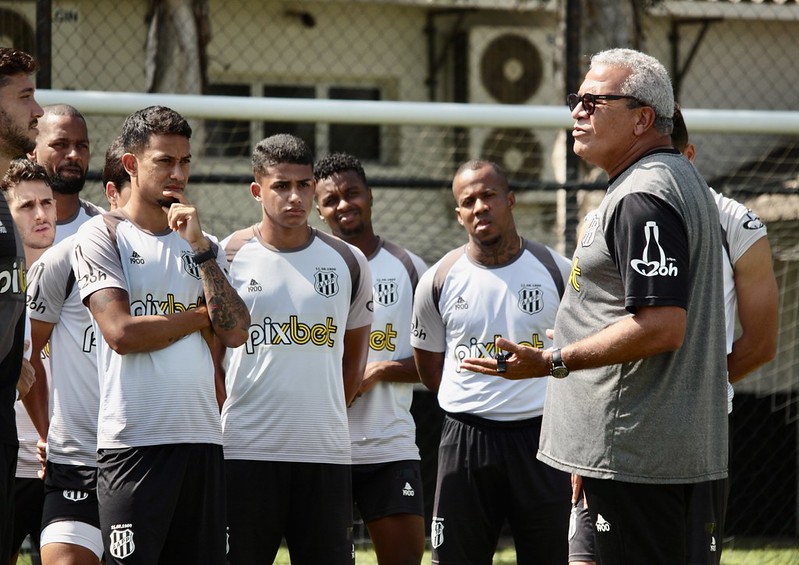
[0,190,25,445]
[538,150,728,484]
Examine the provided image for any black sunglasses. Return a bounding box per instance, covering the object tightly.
[567,93,644,115]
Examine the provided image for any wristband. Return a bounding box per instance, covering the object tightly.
[193,245,217,265]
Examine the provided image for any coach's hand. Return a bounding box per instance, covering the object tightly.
[459,337,550,380]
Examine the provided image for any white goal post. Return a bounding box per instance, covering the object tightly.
[37,89,799,135]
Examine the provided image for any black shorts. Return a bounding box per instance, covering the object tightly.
[568,501,596,563]
[583,477,699,565]
[352,459,424,523]
[97,443,225,565]
[686,424,731,565]
[226,459,354,565]
[0,444,18,563]
[431,413,570,565]
[11,476,44,554]
[42,462,100,529]
[685,478,727,565]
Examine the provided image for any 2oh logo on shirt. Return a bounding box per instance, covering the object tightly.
[742,210,765,230]
[630,221,678,277]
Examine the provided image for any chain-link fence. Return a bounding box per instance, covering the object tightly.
[3,0,799,562]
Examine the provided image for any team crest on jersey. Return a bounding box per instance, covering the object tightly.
[373,278,398,306]
[431,517,444,548]
[181,251,202,280]
[313,268,339,297]
[63,489,89,502]
[518,285,544,314]
[581,212,601,247]
[109,525,135,559]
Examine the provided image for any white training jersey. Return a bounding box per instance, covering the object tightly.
[54,199,103,243]
[27,235,99,466]
[349,239,427,465]
[411,241,570,420]
[221,227,372,465]
[713,188,768,413]
[73,210,226,449]
[14,311,48,478]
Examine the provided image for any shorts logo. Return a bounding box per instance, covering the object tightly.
[454,296,468,310]
[374,280,398,306]
[402,482,415,497]
[517,286,543,314]
[710,535,717,552]
[314,269,339,297]
[129,251,145,265]
[109,525,135,559]
[248,278,262,292]
[630,221,678,277]
[595,514,611,533]
[62,489,89,502]
[431,517,444,548]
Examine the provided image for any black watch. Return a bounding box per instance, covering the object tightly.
[550,348,569,379]
[193,245,217,265]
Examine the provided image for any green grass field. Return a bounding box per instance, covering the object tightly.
[17,538,799,564]
[291,539,798,564]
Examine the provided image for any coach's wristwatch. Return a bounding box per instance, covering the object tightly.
[193,245,217,265]
[549,348,569,379]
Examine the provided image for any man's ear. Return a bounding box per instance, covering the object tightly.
[105,182,118,208]
[315,203,326,223]
[455,207,464,226]
[121,153,137,177]
[684,143,697,162]
[633,106,657,136]
[250,181,262,200]
[508,191,516,209]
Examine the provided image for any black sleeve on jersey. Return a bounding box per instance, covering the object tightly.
[606,192,690,313]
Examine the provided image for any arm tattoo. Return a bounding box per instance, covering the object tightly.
[90,287,129,314]
[199,260,250,332]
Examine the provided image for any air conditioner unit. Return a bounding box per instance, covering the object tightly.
[0,2,36,55]
[469,27,561,183]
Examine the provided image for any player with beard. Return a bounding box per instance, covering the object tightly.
[0,46,43,564]
[411,160,572,564]
[23,107,102,455]
[29,104,102,241]
[315,153,427,565]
